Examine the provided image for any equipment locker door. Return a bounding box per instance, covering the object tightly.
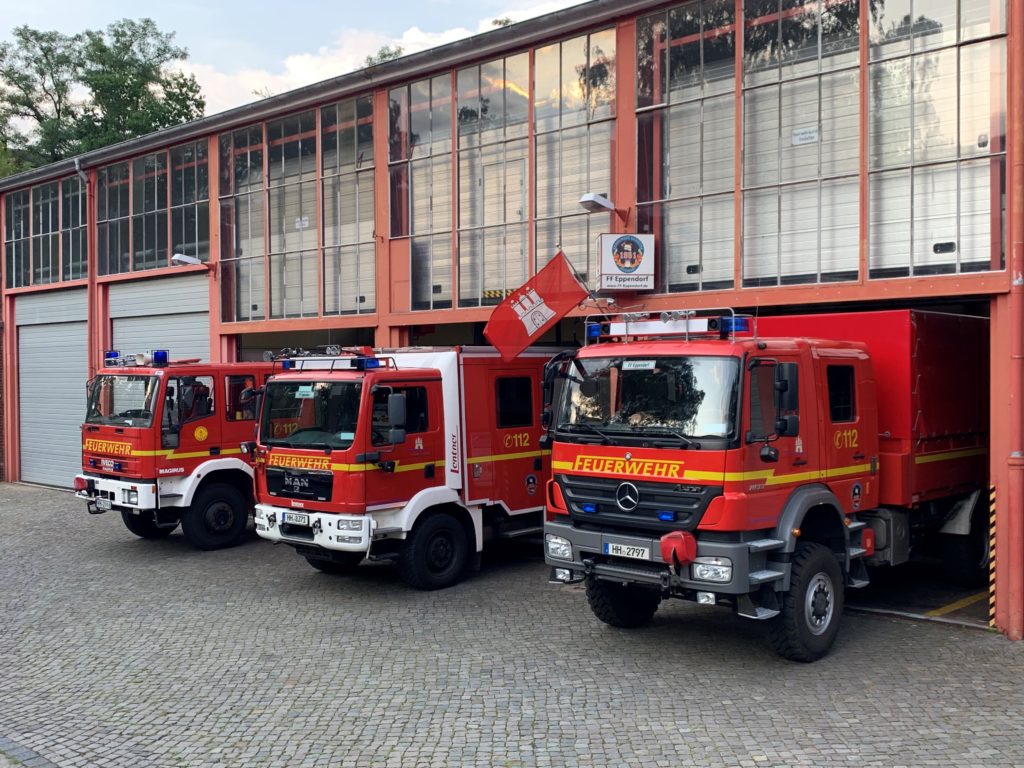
[822,358,878,515]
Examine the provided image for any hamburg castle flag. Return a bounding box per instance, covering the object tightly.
[483,251,589,362]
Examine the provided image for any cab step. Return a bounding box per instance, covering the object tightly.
[736,594,780,620]
[849,546,867,559]
[747,538,785,552]
[846,519,867,531]
[500,525,543,538]
[749,569,785,585]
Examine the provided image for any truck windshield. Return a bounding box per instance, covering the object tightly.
[555,356,740,447]
[260,381,362,450]
[85,374,160,428]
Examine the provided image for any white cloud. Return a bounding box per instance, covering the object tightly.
[180,0,585,115]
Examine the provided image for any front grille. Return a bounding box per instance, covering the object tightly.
[558,474,721,534]
[266,468,334,502]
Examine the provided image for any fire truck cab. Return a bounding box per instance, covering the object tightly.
[543,309,987,661]
[76,351,273,549]
[251,346,552,589]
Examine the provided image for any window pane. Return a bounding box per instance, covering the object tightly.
[663,198,701,291]
[869,58,911,169]
[780,182,818,283]
[869,168,911,277]
[505,52,530,139]
[913,49,957,164]
[703,95,735,194]
[821,69,859,176]
[780,0,820,79]
[743,187,779,285]
[636,12,666,108]
[431,74,452,154]
[389,87,409,162]
[589,28,616,121]
[913,162,958,274]
[959,157,997,272]
[432,155,452,234]
[481,59,505,144]
[870,0,911,59]
[961,0,1006,40]
[780,78,819,183]
[704,0,736,95]
[534,44,560,132]
[390,164,409,237]
[665,102,701,199]
[821,0,859,70]
[960,40,1005,158]
[703,193,735,289]
[669,4,703,101]
[745,0,780,85]
[535,131,559,218]
[458,66,481,146]
[561,35,589,127]
[410,79,431,159]
[458,228,482,306]
[497,377,534,427]
[913,0,957,52]
[827,366,856,421]
[744,86,780,187]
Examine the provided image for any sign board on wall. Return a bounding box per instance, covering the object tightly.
[599,234,655,291]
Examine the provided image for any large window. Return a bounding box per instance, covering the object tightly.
[391,77,454,310]
[868,6,1006,277]
[457,53,530,306]
[323,96,376,315]
[4,176,88,288]
[637,1,736,292]
[97,143,210,276]
[742,0,861,287]
[220,125,266,321]
[535,29,616,285]
[267,111,319,318]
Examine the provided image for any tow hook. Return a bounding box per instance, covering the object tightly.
[267,513,277,527]
[312,518,323,535]
[582,558,595,575]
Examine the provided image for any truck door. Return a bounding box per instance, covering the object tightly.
[363,380,444,509]
[165,374,217,463]
[742,355,821,528]
[822,357,878,515]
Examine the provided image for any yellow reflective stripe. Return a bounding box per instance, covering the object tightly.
[560,461,872,486]
[915,447,986,465]
[467,450,550,465]
[552,460,574,471]
[328,459,446,473]
[130,448,244,459]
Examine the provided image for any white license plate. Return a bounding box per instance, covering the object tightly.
[604,542,649,560]
[283,511,309,526]
[95,498,112,511]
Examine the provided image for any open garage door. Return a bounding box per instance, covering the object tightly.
[109,274,210,361]
[17,290,89,487]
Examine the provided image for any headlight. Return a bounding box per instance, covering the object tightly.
[691,556,732,583]
[124,489,139,505]
[545,534,572,561]
[336,519,363,532]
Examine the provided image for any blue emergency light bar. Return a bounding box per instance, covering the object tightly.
[584,308,754,345]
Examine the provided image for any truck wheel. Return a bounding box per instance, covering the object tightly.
[180,483,248,551]
[304,553,364,574]
[398,513,469,590]
[585,579,660,628]
[941,508,989,588]
[768,542,844,662]
[120,510,176,539]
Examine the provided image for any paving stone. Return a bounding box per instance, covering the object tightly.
[1,483,1024,767]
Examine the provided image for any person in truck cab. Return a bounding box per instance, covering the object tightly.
[239,376,258,419]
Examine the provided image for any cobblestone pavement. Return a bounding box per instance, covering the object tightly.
[2,483,1024,768]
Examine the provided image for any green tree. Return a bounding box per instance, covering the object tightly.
[77,19,205,151]
[0,18,205,175]
[0,26,84,167]
[492,17,514,27]
[364,44,404,67]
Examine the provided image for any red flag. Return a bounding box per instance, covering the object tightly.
[483,251,588,362]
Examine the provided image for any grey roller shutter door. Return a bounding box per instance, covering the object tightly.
[109,274,210,361]
[18,321,89,487]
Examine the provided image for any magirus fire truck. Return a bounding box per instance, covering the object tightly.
[250,346,553,589]
[543,309,988,661]
[76,350,274,549]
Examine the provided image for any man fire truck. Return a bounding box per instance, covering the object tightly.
[543,309,988,661]
[250,346,552,589]
[76,351,273,549]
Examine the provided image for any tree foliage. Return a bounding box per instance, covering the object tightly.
[364,44,404,67]
[0,18,205,175]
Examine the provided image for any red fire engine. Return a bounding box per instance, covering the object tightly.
[250,346,553,589]
[543,309,988,661]
[76,350,274,549]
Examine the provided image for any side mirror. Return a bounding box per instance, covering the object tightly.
[776,414,800,436]
[541,410,552,429]
[776,363,799,413]
[388,428,407,445]
[760,444,780,463]
[387,393,407,429]
[240,440,257,456]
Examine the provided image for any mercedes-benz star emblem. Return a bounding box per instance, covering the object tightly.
[615,482,640,512]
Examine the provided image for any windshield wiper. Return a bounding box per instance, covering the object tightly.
[564,423,613,444]
[646,427,701,450]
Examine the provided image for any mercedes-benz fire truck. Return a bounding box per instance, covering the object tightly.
[76,351,273,549]
[543,309,988,661]
[251,346,553,589]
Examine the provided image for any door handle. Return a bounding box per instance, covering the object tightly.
[792,459,807,466]
[853,453,865,460]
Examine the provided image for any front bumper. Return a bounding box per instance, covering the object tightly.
[76,474,159,513]
[544,518,775,595]
[254,504,373,553]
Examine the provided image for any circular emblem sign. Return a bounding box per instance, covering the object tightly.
[611,235,645,274]
[193,426,209,442]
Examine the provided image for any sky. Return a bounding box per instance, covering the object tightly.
[2,0,588,116]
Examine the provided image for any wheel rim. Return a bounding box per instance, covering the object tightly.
[804,572,835,636]
[204,500,235,534]
[425,529,455,573]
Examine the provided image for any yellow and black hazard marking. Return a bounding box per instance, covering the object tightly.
[989,484,997,628]
[482,289,514,299]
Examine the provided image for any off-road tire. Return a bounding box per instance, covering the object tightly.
[585,579,661,628]
[768,541,844,662]
[304,552,364,574]
[398,512,470,590]
[941,506,990,588]
[121,510,176,539]
[180,483,248,550]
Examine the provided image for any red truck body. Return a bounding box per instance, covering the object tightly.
[76,357,274,549]
[544,309,988,661]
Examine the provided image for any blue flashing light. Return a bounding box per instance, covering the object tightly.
[586,324,602,339]
[113,462,123,472]
[354,357,382,370]
[281,360,293,370]
[658,511,676,522]
[152,349,169,367]
[581,503,597,513]
[88,458,97,468]
[720,317,751,333]
[103,350,120,362]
